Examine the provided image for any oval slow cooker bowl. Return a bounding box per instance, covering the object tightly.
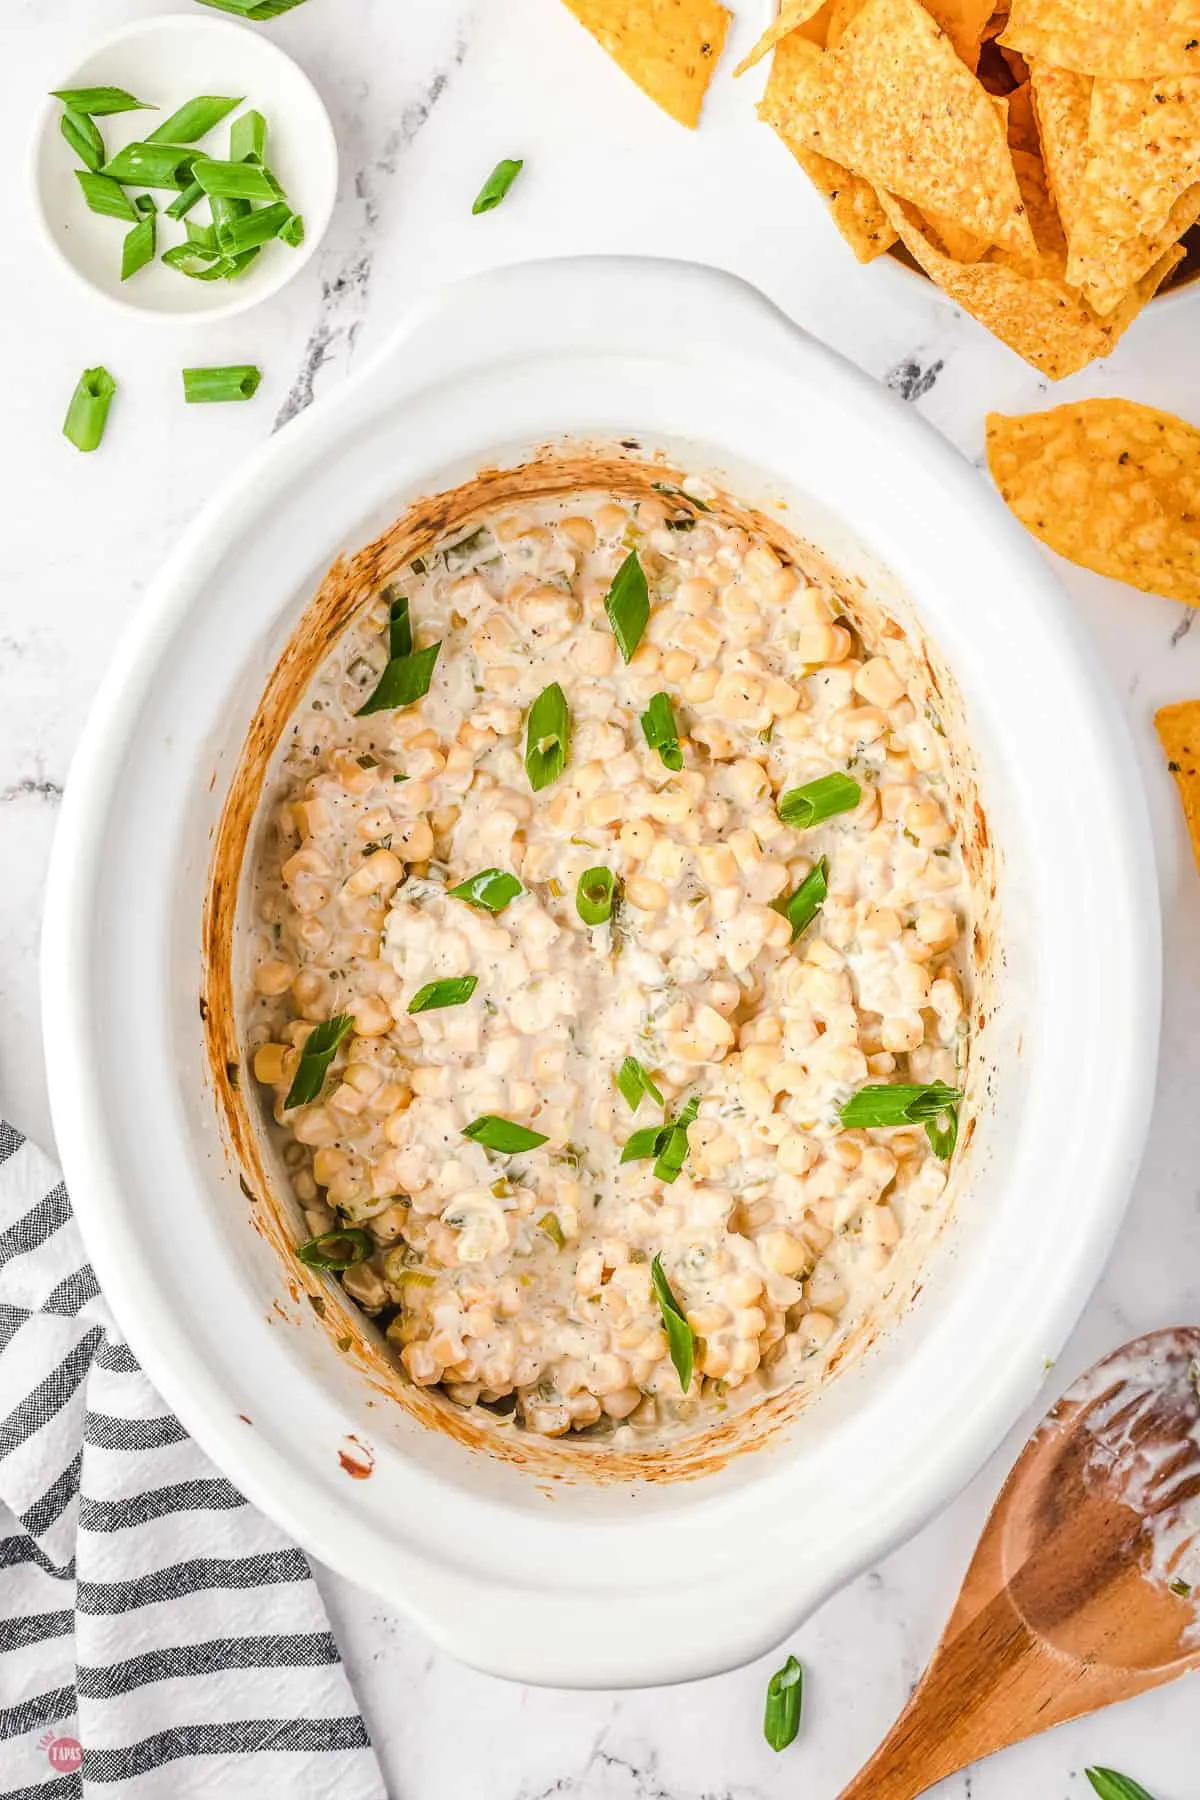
[42,256,1160,1687]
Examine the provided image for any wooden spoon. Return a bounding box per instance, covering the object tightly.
[838,1328,1200,1800]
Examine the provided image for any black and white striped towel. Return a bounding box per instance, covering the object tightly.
[0,1124,387,1799]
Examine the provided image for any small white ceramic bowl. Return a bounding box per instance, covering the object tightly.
[31,12,338,321]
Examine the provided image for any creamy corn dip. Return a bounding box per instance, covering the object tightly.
[243,481,970,1443]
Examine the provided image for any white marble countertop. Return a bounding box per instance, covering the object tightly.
[4,1,1200,1794]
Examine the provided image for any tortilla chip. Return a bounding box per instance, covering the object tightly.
[1073,75,1200,246]
[762,31,897,258]
[1001,0,1200,78]
[1005,78,1040,152]
[986,399,1200,603]
[880,192,1179,374]
[1156,701,1200,874]
[1010,146,1067,253]
[559,0,732,127]
[826,0,871,44]
[734,0,828,75]
[923,210,992,258]
[1030,62,1092,227]
[777,0,1037,257]
[924,0,997,68]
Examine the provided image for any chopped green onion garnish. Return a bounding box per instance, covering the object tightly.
[763,1655,803,1752]
[182,365,263,403]
[472,157,524,213]
[641,690,683,771]
[617,1055,663,1112]
[355,639,441,717]
[537,1211,565,1248]
[193,155,283,201]
[620,1124,673,1164]
[161,242,233,279]
[463,1115,549,1154]
[447,869,523,913]
[63,366,115,454]
[61,109,105,172]
[120,207,156,280]
[525,682,570,790]
[166,178,205,220]
[147,95,242,144]
[651,1253,695,1391]
[385,589,412,658]
[278,212,305,248]
[214,201,294,255]
[576,866,617,926]
[1085,1773,1157,1800]
[604,549,650,663]
[653,1095,699,1183]
[230,108,268,162]
[296,1226,373,1271]
[196,0,310,15]
[102,142,197,188]
[771,856,828,942]
[839,1081,962,1161]
[74,170,138,221]
[778,772,861,829]
[283,1012,353,1108]
[186,219,218,250]
[408,976,477,1014]
[651,480,711,512]
[51,86,155,116]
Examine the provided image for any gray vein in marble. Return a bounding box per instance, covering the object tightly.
[273,40,469,433]
[0,775,63,804]
[884,357,944,403]
[1171,611,1193,645]
[511,1740,767,1800]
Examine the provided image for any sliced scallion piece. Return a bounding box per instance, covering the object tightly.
[620,1123,673,1165]
[182,365,263,403]
[74,169,139,221]
[61,109,105,172]
[617,1056,663,1112]
[166,178,205,219]
[463,1115,549,1154]
[651,1253,695,1391]
[472,157,524,214]
[653,1095,699,1184]
[283,1012,353,1109]
[576,866,617,926]
[839,1081,962,1161]
[196,0,310,15]
[230,108,267,163]
[278,212,305,248]
[641,690,683,771]
[778,771,861,829]
[102,141,196,188]
[385,590,412,658]
[296,1226,373,1271]
[51,86,155,116]
[538,1212,565,1248]
[63,366,115,453]
[651,480,711,513]
[147,95,242,144]
[604,548,650,663]
[214,200,294,255]
[447,869,524,913]
[772,856,828,943]
[525,682,569,790]
[763,1655,803,1752]
[1085,1773,1157,1800]
[408,976,477,1014]
[120,204,156,280]
[193,155,283,200]
[186,218,218,251]
[161,242,234,279]
[355,639,441,717]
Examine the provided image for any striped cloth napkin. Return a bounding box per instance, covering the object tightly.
[0,1123,388,1799]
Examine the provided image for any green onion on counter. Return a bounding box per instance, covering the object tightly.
[63,367,116,453]
[763,1655,804,1751]
[472,157,524,214]
[182,365,263,403]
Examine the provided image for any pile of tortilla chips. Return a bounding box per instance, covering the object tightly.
[743,0,1199,376]
[559,0,732,128]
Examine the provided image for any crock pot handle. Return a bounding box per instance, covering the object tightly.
[349,254,818,413]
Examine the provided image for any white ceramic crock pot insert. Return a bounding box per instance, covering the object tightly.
[43,258,1160,1687]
